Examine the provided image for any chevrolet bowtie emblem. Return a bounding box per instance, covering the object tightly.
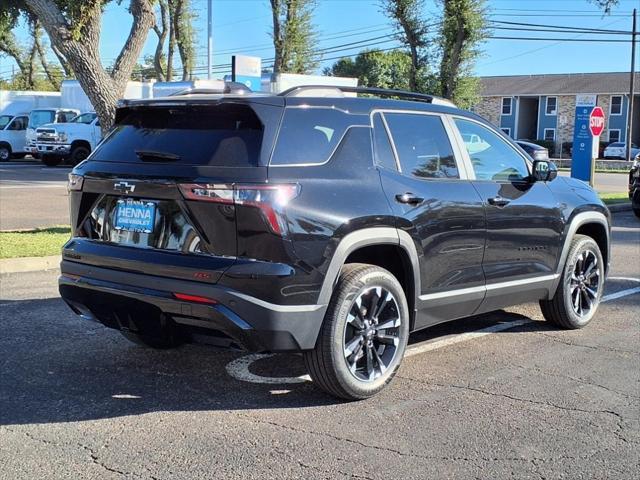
[113,181,135,194]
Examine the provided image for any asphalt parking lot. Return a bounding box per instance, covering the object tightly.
[0,210,638,479]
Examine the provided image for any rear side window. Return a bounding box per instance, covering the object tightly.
[372,113,397,171]
[384,113,459,179]
[270,108,355,165]
[91,104,263,166]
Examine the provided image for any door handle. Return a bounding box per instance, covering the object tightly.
[395,192,424,205]
[488,196,510,207]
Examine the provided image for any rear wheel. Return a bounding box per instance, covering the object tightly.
[41,154,63,167]
[304,263,409,400]
[540,235,604,329]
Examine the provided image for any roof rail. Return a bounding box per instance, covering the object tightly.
[278,85,456,107]
[169,81,253,97]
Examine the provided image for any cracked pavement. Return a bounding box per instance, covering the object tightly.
[0,210,638,479]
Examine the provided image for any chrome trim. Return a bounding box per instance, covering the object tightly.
[418,274,560,302]
[227,291,325,313]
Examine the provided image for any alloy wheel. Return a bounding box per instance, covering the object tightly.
[343,286,402,382]
[569,249,601,317]
[0,148,9,161]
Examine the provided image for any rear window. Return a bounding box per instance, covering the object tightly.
[270,107,357,165]
[91,104,263,166]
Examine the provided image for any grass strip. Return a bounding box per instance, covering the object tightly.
[0,226,71,259]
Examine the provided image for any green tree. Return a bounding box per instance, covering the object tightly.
[270,0,319,74]
[379,0,430,91]
[325,49,413,90]
[437,0,487,108]
[13,0,156,130]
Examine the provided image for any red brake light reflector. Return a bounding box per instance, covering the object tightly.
[173,293,218,304]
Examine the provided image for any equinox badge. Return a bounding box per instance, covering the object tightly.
[113,181,135,194]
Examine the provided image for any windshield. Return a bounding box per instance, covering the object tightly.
[91,104,264,166]
[71,113,97,124]
[28,110,55,129]
[0,115,13,130]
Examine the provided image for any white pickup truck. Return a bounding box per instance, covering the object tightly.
[35,112,102,167]
[0,113,29,161]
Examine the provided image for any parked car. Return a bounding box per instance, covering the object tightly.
[515,140,550,161]
[629,159,640,218]
[604,142,640,160]
[59,85,611,400]
[26,108,80,157]
[0,113,29,161]
[36,112,102,167]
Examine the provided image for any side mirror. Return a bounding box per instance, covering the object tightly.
[532,160,558,182]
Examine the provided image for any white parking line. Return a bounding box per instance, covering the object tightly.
[225,282,640,385]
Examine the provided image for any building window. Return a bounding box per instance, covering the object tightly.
[545,97,558,115]
[608,129,621,143]
[501,97,512,115]
[544,128,556,141]
[610,96,623,116]
[501,127,511,137]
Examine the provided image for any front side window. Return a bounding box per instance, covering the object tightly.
[455,118,529,182]
[7,116,27,130]
[384,113,459,179]
[501,97,512,115]
[546,97,557,115]
[610,95,622,115]
[72,113,97,124]
[271,108,357,166]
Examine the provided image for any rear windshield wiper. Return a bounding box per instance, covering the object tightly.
[135,149,181,162]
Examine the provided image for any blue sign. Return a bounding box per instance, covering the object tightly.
[571,95,597,184]
[232,55,262,92]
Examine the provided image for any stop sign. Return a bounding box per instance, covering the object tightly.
[589,106,605,137]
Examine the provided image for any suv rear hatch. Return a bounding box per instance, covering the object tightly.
[66,98,285,283]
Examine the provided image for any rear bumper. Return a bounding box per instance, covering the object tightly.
[59,260,327,352]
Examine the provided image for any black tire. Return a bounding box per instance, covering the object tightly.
[303,263,410,400]
[120,330,183,349]
[0,144,11,161]
[69,145,90,166]
[540,234,604,329]
[41,154,63,167]
[633,208,640,219]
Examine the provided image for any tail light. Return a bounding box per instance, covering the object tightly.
[179,183,299,235]
[68,173,84,191]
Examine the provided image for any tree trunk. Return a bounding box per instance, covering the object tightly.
[173,0,193,81]
[34,23,62,90]
[270,0,283,73]
[153,0,169,81]
[167,0,177,81]
[25,0,154,130]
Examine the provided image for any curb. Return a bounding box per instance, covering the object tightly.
[0,255,61,275]
[607,203,633,213]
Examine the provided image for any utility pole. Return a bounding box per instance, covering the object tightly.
[207,0,213,80]
[626,8,636,162]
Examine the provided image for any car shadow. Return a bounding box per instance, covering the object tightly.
[0,297,553,426]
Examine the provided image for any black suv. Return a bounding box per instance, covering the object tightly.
[60,85,611,400]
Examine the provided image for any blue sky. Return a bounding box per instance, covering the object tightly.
[0,0,638,82]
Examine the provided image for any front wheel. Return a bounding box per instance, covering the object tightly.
[0,145,11,161]
[540,235,604,329]
[69,145,90,166]
[304,263,409,400]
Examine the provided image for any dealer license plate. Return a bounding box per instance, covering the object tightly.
[114,199,156,233]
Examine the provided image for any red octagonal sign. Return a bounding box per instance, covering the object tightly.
[589,106,606,137]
